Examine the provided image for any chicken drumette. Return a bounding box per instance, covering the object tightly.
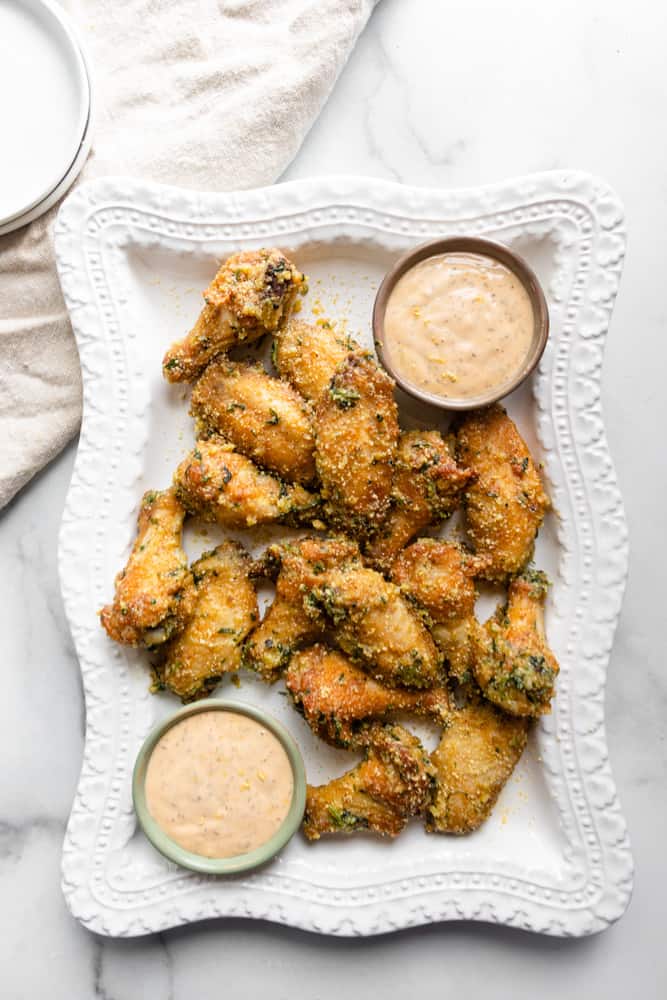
[474,568,559,717]
[391,539,488,684]
[365,429,476,571]
[100,488,194,648]
[162,248,306,382]
[286,644,450,747]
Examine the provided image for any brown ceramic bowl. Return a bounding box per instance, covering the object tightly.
[372,236,549,411]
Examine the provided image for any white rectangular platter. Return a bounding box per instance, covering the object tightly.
[54,172,632,938]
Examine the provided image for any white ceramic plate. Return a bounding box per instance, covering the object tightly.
[0,0,91,232]
[54,172,632,938]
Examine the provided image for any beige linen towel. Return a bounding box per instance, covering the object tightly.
[0,0,377,508]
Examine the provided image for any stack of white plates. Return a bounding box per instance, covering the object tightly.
[0,0,93,236]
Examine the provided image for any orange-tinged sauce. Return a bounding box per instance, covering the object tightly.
[384,252,535,400]
[145,711,294,858]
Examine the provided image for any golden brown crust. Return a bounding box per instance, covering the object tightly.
[173,439,319,529]
[390,539,487,683]
[315,354,399,536]
[272,319,364,402]
[286,644,450,747]
[456,405,550,582]
[190,359,316,484]
[303,723,436,840]
[162,249,306,382]
[426,699,529,834]
[100,489,193,647]
[474,568,559,717]
[365,430,476,571]
[391,539,485,622]
[305,561,443,689]
[242,535,360,683]
[155,541,258,701]
[243,596,322,684]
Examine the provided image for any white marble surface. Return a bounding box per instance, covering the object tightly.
[1,0,665,996]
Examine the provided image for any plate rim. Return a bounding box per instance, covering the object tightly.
[54,170,632,938]
[0,0,91,229]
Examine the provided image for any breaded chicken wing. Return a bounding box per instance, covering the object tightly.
[455,405,550,582]
[305,560,442,689]
[315,353,399,536]
[286,644,450,747]
[303,723,436,840]
[474,568,559,717]
[100,489,194,648]
[426,699,529,834]
[173,439,319,529]
[391,539,488,683]
[272,319,363,402]
[365,430,476,571]
[162,249,306,382]
[190,359,316,483]
[154,541,258,702]
[243,536,360,682]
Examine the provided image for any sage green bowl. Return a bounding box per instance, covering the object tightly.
[132,699,307,875]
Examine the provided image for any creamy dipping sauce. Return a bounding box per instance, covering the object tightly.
[145,711,294,859]
[383,252,535,400]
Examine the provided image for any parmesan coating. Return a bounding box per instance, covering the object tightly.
[100,488,194,648]
[173,439,319,529]
[272,319,364,402]
[191,358,316,483]
[456,405,550,581]
[365,429,476,571]
[162,249,306,382]
[474,568,559,717]
[243,536,360,683]
[426,699,529,834]
[154,542,258,702]
[391,539,488,683]
[303,723,436,840]
[305,560,442,689]
[315,353,399,537]
[286,644,450,747]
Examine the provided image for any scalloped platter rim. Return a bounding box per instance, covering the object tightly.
[54,171,632,938]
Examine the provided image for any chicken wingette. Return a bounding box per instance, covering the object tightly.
[391,539,488,684]
[162,248,306,382]
[272,318,364,402]
[153,541,258,702]
[303,723,436,840]
[365,430,476,571]
[173,439,319,529]
[100,488,194,648]
[474,568,559,717]
[426,698,529,834]
[315,353,399,537]
[455,405,550,582]
[190,359,316,484]
[304,558,442,689]
[286,644,450,747]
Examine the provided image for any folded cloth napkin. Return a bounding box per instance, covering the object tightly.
[0,0,377,509]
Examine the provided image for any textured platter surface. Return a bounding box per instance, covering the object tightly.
[54,172,631,938]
